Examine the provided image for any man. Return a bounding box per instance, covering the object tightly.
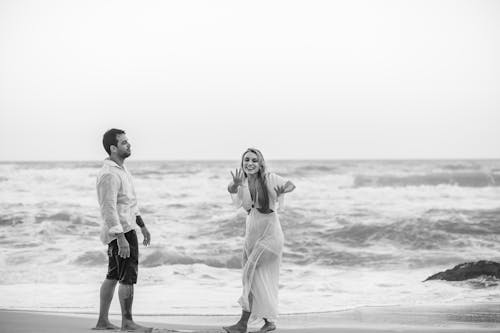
[94,128,152,332]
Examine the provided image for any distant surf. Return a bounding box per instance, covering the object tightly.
[0,159,499,314]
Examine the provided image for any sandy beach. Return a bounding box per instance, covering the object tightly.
[1,303,499,333]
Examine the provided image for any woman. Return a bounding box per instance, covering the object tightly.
[223,148,296,333]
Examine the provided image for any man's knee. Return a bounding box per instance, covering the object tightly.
[102,278,118,288]
[118,283,134,297]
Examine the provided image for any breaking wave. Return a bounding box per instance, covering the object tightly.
[354,172,500,187]
[141,249,242,269]
[73,250,107,266]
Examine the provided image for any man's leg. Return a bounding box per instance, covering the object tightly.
[94,279,119,330]
[118,283,152,332]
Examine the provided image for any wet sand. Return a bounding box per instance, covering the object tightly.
[1,303,499,333]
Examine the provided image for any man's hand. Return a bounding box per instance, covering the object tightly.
[141,226,151,246]
[116,233,130,258]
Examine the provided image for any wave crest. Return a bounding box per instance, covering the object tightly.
[353,172,500,187]
[74,250,107,266]
[141,249,242,269]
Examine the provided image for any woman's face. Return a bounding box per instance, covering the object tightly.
[242,151,260,175]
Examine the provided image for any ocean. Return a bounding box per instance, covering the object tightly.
[0,159,499,316]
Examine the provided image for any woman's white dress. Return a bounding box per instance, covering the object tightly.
[230,172,288,321]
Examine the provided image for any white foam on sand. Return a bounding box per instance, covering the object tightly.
[0,264,499,317]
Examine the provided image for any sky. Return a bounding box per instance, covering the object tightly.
[0,0,499,161]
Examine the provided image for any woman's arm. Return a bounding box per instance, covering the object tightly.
[275,180,296,196]
[228,168,244,193]
[228,181,239,193]
[283,180,296,193]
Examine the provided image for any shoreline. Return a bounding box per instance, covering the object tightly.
[1,303,499,332]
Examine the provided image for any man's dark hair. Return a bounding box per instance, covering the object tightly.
[102,128,126,155]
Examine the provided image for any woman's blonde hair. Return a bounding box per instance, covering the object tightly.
[241,148,270,211]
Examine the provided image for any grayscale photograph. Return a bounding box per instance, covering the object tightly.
[0,1,499,332]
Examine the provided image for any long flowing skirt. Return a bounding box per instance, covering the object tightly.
[238,209,284,321]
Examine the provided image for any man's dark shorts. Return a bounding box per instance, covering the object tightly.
[106,229,138,284]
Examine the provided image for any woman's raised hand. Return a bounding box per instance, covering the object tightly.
[274,185,286,196]
[275,181,296,196]
[231,168,244,186]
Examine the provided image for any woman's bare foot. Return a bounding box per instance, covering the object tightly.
[121,320,153,332]
[222,323,247,333]
[250,321,276,333]
[93,320,120,330]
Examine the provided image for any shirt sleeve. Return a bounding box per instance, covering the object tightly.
[128,169,141,217]
[229,181,243,209]
[268,172,290,211]
[131,187,141,217]
[97,173,124,235]
[268,172,288,188]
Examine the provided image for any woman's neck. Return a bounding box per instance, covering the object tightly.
[247,174,258,182]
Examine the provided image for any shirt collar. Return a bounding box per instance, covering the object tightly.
[103,158,124,169]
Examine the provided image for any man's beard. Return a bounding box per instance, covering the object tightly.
[119,151,131,158]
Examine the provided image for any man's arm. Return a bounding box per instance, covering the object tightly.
[136,215,151,246]
[115,232,130,258]
[98,174,130,258]
[97,173,123,234]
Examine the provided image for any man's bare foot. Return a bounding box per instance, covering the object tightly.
[93,320,120,330]
[121,320,153,332]
[249,321,276,333]
[222,323,247,333]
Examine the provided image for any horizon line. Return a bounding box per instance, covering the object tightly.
[1,157,500,163]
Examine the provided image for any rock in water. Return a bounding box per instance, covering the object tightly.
[424,260,500,281]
